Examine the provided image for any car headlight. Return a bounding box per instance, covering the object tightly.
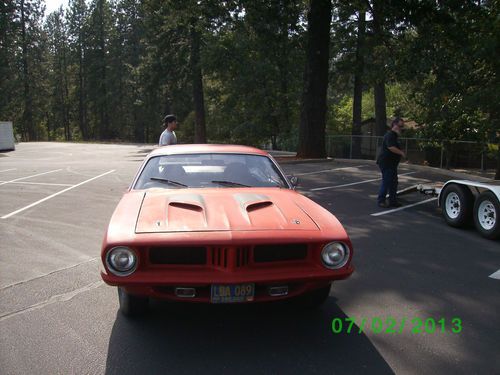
[106,246,138,276]
[321,242,350,269]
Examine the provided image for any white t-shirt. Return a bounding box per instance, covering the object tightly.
[159,129,177,146]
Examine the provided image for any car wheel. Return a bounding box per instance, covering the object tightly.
[118,287,149,317]
[473,192,500,240]
[297,284,331,309]
[441,184,473,227]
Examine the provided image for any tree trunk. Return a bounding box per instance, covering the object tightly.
[495,139,500,180]
[297,0,332,158]
[262,79,280,149]
[20,0,34,141]
[46,111,51,140]
[63,45,71,141]
[78,44,87,140]
[133,87,144,142]
[492,109,499,179]
[58,41,70,141]
[352,10,365,159]
[98,0,109,140]
[372,0,387,136]
[163,91,171,118]
[190,25,207,144]
[279,2,290,147]
[271,135,278,150]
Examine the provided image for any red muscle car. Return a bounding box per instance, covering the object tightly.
[101,144,354,316]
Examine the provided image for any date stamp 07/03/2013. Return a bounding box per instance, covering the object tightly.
[331,317,463,335]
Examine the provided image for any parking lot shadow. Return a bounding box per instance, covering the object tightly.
[105,297,394,375]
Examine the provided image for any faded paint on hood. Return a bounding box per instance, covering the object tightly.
[135,189,320,233]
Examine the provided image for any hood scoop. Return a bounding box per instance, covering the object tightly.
[169,201,203,212]
[136,193,208,233]
[246,201,273,212]
[135,190,319,233]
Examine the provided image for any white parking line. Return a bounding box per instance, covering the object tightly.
[488,270,500,280]
[370,197,438,216]
[1,170,115,219]
[0,168,16,173]
[310,171,417,191]
[0,181,73,187]
[0,169,62,186]
[295,165,365,177]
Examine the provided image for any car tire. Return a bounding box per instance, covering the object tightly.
[118,287,149,317]
[297,284,331,309]
[473,192,500,240]
[441,184,473,228]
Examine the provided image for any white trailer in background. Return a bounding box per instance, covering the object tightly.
[412,180,500,240]
[0,121,15,151]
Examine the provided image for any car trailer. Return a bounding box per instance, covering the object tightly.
[396,180,500,240]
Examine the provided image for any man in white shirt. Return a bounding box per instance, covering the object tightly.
[159,114,178,146]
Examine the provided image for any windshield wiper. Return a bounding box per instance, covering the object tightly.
[150,177,187,187]
[211,180,250,187]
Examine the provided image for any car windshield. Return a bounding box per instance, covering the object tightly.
[134,153,289,190]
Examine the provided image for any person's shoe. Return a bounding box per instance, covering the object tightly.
[389,202,403,208]
[378,201,389,208]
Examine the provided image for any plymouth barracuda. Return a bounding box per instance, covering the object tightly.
[100,144,354,316]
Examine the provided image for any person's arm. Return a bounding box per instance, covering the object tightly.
[388,146,405,158]
[386,132,406,158]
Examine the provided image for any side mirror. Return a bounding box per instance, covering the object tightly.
[288,175,298,189]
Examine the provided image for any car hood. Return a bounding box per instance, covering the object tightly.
[135,189,320,233]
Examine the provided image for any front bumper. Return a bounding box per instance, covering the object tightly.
[101,263,354,302]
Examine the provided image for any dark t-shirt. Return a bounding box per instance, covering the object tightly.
[377,130,401,168]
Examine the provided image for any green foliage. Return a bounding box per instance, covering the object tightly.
[391,1,499,144]
[0,0,497,173]
[203,0,306,149]
[3,0,48,140]
[327,95,352,134]
[327,82,417,134]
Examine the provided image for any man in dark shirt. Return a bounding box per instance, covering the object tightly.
[376,118,406,208]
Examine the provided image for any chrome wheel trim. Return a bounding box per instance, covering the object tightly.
[445,192,461,219]
[478,200,496,231]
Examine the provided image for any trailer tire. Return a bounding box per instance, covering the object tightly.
[473,192,500,240]
[441,184,473,228]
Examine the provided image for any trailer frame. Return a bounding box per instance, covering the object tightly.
[407,179,500,240]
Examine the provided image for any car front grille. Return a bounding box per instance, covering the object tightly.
[148,244,308,266]
[209,247,250,268]
[236,247,250,267]
[253,244,308,263]
[149,246,206,265]
[210,247,229,268]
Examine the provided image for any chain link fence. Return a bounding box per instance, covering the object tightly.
[324,135,497,170]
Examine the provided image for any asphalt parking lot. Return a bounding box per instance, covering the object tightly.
[0,142,499,375]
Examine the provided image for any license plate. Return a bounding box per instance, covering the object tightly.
[210,283,255,303]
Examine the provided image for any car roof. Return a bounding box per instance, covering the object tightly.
[148,144,270,157]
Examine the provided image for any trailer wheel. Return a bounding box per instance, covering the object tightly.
[473,192,500,240]
[441,184,473,227]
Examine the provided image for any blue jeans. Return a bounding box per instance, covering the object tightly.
[377,166,398,204]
